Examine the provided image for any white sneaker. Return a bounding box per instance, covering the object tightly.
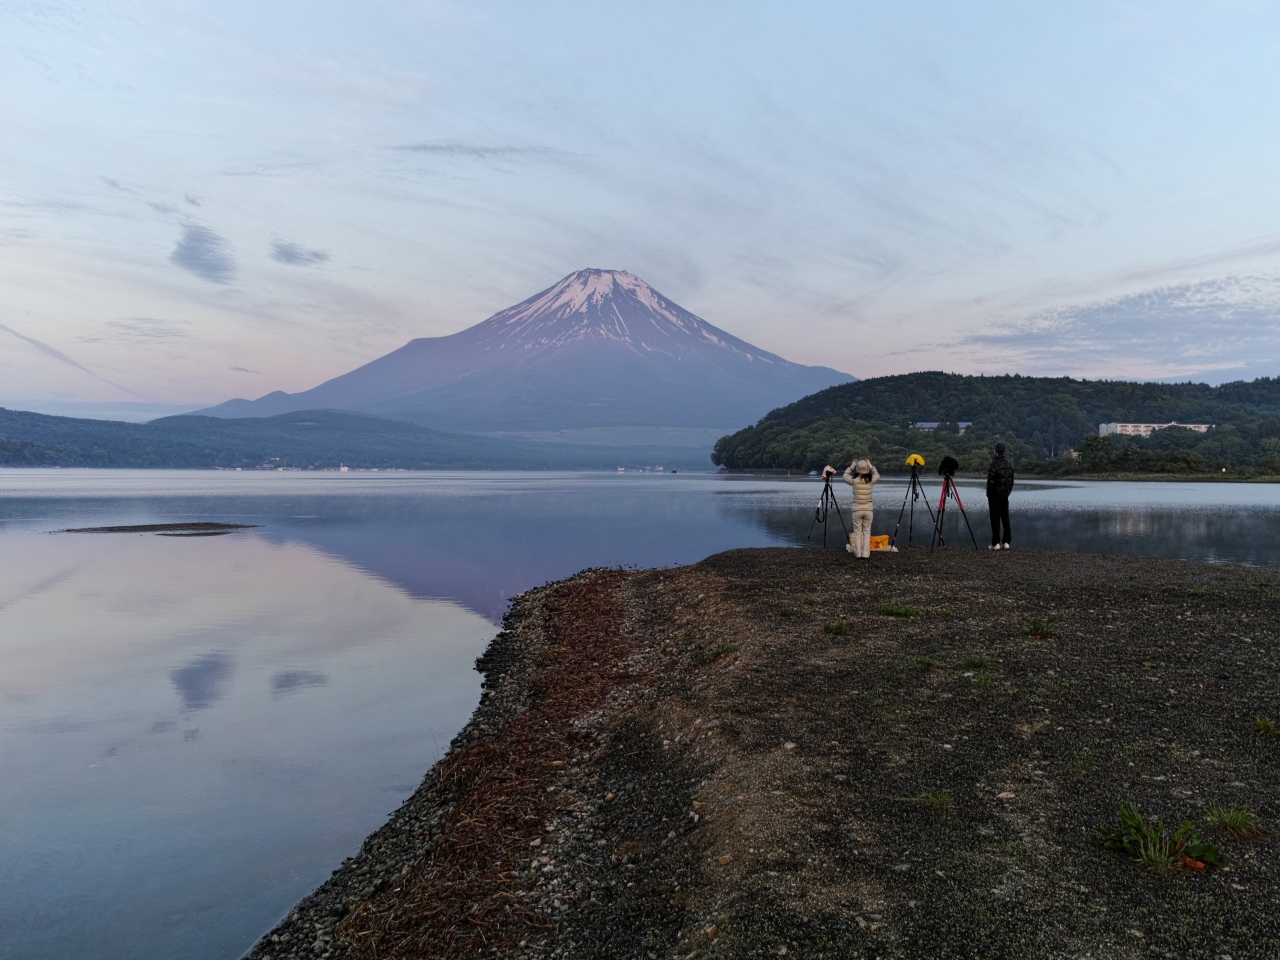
[846,543,854,553]
[1002,543,1011,550]
[988,544,997,550]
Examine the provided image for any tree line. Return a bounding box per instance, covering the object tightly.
[712,372,1280,475]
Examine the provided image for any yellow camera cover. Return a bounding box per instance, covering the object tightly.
[905,453,925,467]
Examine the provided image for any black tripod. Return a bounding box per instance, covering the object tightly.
[807,474,850,548]
[890,464,936,549]
[930,473,980,551]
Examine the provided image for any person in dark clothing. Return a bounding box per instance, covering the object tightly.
[986,441,1015,549]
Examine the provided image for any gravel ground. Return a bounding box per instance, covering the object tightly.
[245,548,1280,960]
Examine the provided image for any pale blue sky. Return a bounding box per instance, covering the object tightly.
[3,0,1280,410]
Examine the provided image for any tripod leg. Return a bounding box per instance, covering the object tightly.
[949,480,980,550]
[822,486,828,548]
[932,483,949,550]
[806,482,827,544]
[832,495,850,539]
[890,480,912,548]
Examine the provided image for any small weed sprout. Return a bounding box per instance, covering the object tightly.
[776,606,795,618]
[1097,804,1223,872]
[972,669,993,687]
[921,790,956,812]
[1256,715,1278,737]
[1189,587,1208,597]
[875,604,918,618]
[710,642,739,661]
[962,653,989,669]
[823,622,849,636]
[1204,804,1259,837]
[914,656,941,672]
[1021,616,1057,639]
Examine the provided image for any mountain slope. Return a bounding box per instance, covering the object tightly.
[0,408,712,470]
[202,269,854,432]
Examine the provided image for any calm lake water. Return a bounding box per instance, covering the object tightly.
[3,469,1280,960]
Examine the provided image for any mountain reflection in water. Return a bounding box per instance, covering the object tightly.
[0,525,490,960]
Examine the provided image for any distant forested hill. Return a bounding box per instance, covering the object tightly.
[0,408,705,470]
[712,372,1280,475]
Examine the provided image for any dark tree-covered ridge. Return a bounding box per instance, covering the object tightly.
[0,408,708,470]
[712,372,1280,474]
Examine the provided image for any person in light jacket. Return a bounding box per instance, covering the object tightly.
[828,458,879,557]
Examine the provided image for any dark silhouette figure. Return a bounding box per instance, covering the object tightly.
[986,441,1015,549]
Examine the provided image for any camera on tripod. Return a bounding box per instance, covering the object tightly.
[890,453,979,551]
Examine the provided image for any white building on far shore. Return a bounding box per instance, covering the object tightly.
[1099,422,1214,438]
[912,421,974,435]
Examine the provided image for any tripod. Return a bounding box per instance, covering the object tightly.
[807,475,850,548]
[890,465,935,549]
[930,474,980,551]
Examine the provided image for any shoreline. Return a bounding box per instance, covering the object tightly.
[718,469,1280,483]
[247,548,1280,959]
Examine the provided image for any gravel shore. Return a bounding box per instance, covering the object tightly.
[245,548,1280,960]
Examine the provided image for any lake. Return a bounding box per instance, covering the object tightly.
[3,470,1280,960]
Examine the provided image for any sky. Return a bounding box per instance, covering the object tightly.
[3,0,1280,416]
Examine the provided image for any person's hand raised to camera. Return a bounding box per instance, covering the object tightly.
[822,465,837,478]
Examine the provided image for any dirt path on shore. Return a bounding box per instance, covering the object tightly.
[248,548,1280,960]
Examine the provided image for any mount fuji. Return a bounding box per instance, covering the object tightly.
[201,269,854,436]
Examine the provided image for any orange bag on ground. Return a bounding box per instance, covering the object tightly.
[869,535,891,551]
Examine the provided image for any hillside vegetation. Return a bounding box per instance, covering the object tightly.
[711,372,1280,475]
[0,408,706,470]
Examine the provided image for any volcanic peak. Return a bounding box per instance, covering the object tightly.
[471,268,767,361]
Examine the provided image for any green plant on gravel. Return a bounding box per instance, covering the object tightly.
[1097,803,1224,872]
[823,621,849,636]
[962,653,989,669]
[1257,715,1278,737]
[1188,587,1208,597]
[921,790,956,812]
[1072,748,1098,774]
[875,603,918,618]
[914,655,942,672]
[972,669,993,687]
[776,606,795,618]
[709,642,739,661]
[1021,616,1057,639]
[1204,803,1259,837]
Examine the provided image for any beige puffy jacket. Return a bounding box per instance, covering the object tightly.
[842,461,880,509]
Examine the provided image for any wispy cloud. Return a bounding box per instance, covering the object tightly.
[959,274,1280,380]
[0,322,147,396]
[170,224,235,283]
[184,193,201,206]
[230,365,261,374]
[392,141,575,162]
[103,318,192,343]
[271,240,330,265]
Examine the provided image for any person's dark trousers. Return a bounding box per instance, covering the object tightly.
[988,494,1011,546]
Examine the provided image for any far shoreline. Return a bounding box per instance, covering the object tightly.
[717,468,1280,483]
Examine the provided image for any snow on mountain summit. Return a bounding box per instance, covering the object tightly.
[474,268,773,362]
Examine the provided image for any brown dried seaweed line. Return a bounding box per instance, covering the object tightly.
[337,572,635,959]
